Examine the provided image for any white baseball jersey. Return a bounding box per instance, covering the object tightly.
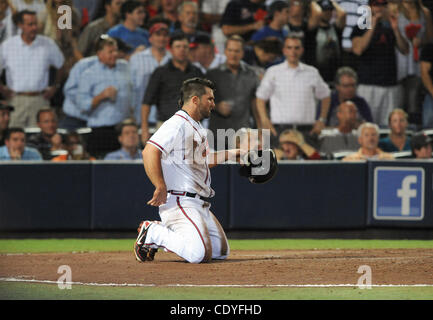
[143,110,229,264]
[147,110,214,198]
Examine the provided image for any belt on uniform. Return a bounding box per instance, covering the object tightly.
[14,91,44,96]
[168,190,212,202]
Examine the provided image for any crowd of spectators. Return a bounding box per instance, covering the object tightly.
[0,0,432,162]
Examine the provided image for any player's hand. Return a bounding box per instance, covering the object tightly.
[147,186,167,207]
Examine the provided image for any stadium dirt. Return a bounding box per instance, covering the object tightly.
[1,249,433,286]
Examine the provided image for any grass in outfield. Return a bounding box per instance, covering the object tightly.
[1,283,433,300]
[1,239,433,254]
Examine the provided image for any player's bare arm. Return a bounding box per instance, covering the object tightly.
[142,143,167,206]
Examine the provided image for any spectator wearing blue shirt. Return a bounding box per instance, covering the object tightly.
[104,119,141,160]
[77,35,133,159]
[317,67,373,127]
[251,0,289,43]
[379,109,412,152]
[60,56,99,131]
[0,127,42,161]
[107,0,149,51]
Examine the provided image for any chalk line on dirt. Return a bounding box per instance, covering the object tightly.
[1,277,433,288]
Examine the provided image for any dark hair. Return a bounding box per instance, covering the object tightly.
[120,0,144,20]
[112,37,133,53]
[5,127,25,140]
[148,16,171,30]
[178,78,215,107]
[65,132,82,146]
[93,34,117,52]
[255,38,283,55]
[14,9,37,25]
[169,32,189,47]
[36,107,56,123]
[116,119,138,136]
[268,0,289,19]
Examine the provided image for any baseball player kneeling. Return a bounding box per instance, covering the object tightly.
[135,78,248,264]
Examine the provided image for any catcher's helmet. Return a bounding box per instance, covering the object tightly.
[239,149,278,184]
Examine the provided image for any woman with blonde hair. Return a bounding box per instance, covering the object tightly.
[379,108,412,152]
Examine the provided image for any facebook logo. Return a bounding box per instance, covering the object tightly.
[374,167,425,220]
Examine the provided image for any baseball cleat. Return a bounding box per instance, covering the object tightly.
[134,221,158,262]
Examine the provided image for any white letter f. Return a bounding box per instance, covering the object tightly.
[397,175,417,216]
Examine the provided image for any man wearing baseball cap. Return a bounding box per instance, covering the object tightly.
[411,133,432,159]
[0,102,14,146]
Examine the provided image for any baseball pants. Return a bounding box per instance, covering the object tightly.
[144,194,230,264]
